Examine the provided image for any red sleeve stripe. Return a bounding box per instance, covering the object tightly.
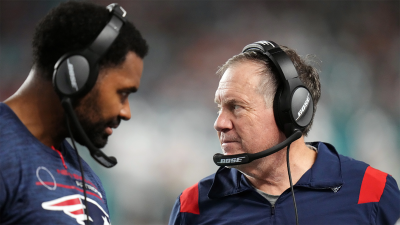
[180,183,200,215]
[358,166,388,204]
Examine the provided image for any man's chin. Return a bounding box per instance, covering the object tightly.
[73,134,108,149]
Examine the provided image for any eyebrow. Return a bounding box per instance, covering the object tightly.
[225,99,241,105]
[119,87,138,93]
[215,98,241,106]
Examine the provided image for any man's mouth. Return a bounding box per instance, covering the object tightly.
[105,127,113,135]
[221,136,239,144]
[221,141,239,147]
[104,120,120,135]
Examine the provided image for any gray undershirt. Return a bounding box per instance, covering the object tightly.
[255,189,280,206]
[254,144,318,206]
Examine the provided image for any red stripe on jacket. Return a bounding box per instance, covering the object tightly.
[180,183,200,215]
[358,166,388,204]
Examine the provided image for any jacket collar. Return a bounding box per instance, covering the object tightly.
[208,142,344,199]
[296,142,344,189]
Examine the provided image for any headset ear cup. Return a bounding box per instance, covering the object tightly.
[291,87,314,128]
[53,55,91,97]
[273,86,284,132]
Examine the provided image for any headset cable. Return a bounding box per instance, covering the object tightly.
[286,143,299,225]
[66,117,90,224]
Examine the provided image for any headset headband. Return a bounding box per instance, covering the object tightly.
[242,41,298,83]
[53,3,127,98]
[87,3,126,59]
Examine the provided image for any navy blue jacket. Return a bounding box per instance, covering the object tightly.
[169,142,400,225]
[0,103,111,224]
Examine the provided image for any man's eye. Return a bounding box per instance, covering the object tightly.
[233,105,241,110]
[120,92,130,101]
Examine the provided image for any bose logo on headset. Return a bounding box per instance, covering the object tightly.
[67,59,79,91]
[296,93,310,121]
[217,157,246,164]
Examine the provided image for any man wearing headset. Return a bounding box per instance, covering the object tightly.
[169,41,400,224]
[0,1,147,224]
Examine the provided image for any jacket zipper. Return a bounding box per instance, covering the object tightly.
[271,205,275,215]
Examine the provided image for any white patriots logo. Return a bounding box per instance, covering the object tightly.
[42,194,110,225]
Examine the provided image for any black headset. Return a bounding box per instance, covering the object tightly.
[213,40,314,167]
[52,3,127,168]
[242,40,314,138]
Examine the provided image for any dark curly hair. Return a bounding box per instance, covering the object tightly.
[32,0,148,79]
[216,45,321,136]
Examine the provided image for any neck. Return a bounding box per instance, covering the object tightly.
[242,136,317,195]
[4,67,67,148]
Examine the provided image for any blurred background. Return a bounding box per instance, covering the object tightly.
[1,0,399,224]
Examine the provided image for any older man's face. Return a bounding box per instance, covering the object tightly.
[214,60,284,159]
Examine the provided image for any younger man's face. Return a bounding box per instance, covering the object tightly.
[74,51,144,148]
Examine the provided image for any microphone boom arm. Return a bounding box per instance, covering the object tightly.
[62,98,117,168]
[213,130,302,166]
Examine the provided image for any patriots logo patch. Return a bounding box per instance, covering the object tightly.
[42,194,110,225]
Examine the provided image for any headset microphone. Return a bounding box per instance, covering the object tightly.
[213,130,302,166]
[61,98,117,168]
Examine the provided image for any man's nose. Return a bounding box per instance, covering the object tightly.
[119,100,131,120]
[214,109,233,132]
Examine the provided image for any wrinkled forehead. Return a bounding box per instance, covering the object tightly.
[215,61,265,104]
[218,60,264,90]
